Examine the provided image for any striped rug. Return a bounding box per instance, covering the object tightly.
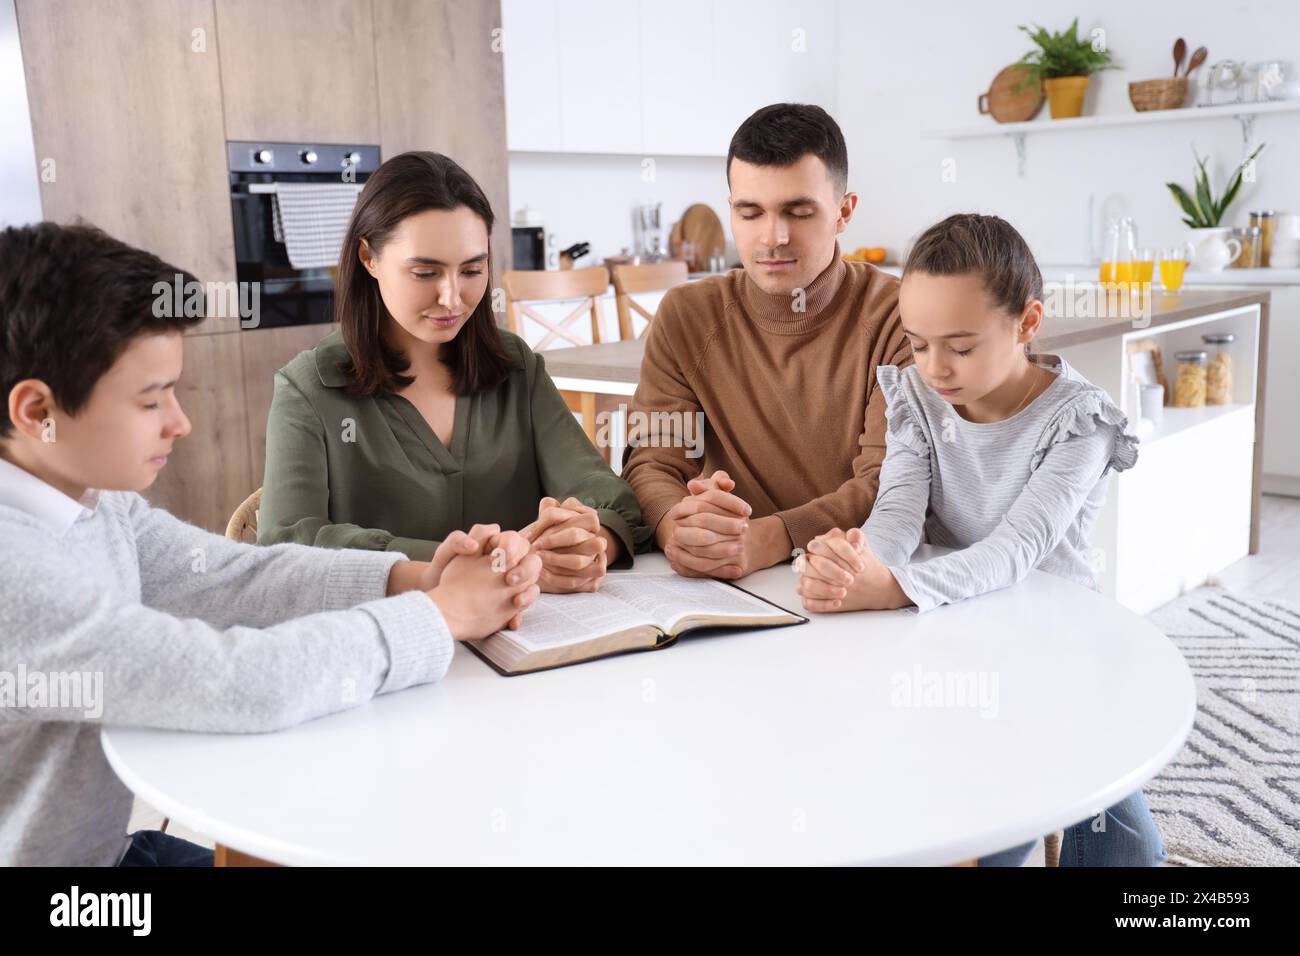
[1145,588,1300,866]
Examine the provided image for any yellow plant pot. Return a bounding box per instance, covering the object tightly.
[1042,75,1091,118]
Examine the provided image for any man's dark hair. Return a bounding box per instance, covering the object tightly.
[903,213,1044,316]
[0,221,203,438]
[727,103,849,196]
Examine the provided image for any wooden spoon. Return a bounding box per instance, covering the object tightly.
[1184,46,1208,78]
[1172,38,1186,77]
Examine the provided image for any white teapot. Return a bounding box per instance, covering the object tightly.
[1188,227,1242,272]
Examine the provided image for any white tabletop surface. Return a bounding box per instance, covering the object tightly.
[102,551,1195,866]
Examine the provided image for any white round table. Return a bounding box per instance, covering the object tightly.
[102,550,1195,865]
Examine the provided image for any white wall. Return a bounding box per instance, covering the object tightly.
[506,0,1296,270]
[507,151,733,267]
[835,0,1300,266]
[503,0,839,268]
[0,0,42,227]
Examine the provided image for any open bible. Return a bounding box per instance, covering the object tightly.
[467,572,806,675]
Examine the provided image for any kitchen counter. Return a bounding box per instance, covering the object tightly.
[1038,264,1300,287]
[543,287,1271,382]
[1036,288,1270,350]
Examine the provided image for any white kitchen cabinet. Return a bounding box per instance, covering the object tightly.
[712,0,837,155]
[502,0,562,151]
[505,0,836,156]
[557,0,642,154]
[1057,304,1264,614]
[640,0,716,156]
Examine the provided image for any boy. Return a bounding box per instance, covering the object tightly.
[0,222,541,866]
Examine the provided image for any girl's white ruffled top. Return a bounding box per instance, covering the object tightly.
[862,355,1139,613]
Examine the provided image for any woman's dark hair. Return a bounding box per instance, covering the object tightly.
[903,213,1043,316]
[727,103,849,196]
[335,151,512,396]
[0,221,203,438]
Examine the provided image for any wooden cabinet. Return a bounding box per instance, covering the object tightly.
[17,0,237,333]
[214,0,380,145]
[240,323,334,490]
[372,0,512,272]
[17,0,510,531]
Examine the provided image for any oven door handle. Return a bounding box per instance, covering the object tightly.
[231,183,278,195]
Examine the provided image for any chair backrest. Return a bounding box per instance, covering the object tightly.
[611,260,688,340]
[225,487,262,543]
[501,266,611,350]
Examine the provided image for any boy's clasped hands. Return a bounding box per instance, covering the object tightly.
[796,527,913,613]
[389,496,623,643]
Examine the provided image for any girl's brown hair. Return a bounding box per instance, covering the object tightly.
[335,151,512,396]
[903,213,1043,316]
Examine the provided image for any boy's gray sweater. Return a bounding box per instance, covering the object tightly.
[0,490,454,866]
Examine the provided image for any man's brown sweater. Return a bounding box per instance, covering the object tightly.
[622,246,910,551]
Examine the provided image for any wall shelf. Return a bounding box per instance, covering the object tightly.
[921,98,1300,176]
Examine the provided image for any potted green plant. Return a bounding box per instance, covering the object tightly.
[1167,144,1266,271]
[1015,18,1116,118]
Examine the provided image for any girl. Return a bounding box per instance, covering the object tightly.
[796,213,1164,867]
[259,152,649,593]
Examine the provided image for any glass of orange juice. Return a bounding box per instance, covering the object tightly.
[1112,259,1134,288]
[1160,246,1190,294]
[1132,247,1155,290]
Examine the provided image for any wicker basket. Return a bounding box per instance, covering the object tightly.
[1129,77,1189,111]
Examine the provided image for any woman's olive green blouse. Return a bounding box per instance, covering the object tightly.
[258,329,648,564]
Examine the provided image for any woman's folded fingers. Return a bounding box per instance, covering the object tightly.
[532,525,596,551]
[540,549,599,572]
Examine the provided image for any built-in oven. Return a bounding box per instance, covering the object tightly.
[227,141,380,328]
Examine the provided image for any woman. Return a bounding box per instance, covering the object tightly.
[259,151,648,592]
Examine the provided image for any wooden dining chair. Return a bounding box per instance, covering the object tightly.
[225,487,262,543]
[611,260,688,340]
[501,267,611,444]
[501,266,610,351]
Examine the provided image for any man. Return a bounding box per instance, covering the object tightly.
[623,103,910,579]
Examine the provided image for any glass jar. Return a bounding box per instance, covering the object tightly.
[1202,333,1235,405]
[1173,350,1209,408]
[1250,210,1276,267]
[1231,226,1261,268]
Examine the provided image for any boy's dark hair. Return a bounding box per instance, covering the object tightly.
[727,103,849,196]
[0,221,203,438]
[903,213,1044,316]
[335,150,512,397]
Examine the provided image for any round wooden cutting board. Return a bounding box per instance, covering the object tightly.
[979,64,1044,123]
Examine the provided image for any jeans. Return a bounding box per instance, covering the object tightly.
[978,789,1167,867]
[118,829,214,867]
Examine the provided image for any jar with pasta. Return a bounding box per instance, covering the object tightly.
[1201,333,1235,405]
[1173,350,1209,408]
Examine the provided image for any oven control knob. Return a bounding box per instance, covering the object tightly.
[254,148,273,165]
[343,151,361,167]
[300,150,318,165]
